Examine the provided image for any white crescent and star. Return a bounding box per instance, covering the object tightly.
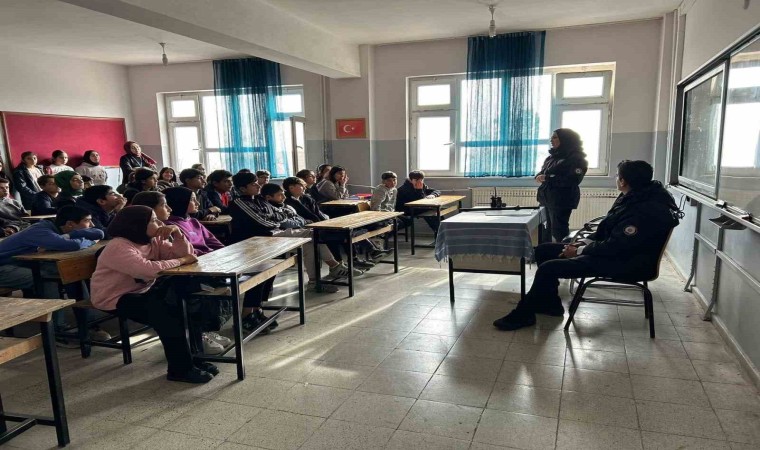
[343,125,355,133]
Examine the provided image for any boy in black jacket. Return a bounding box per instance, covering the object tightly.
[396,170,441,233]
[229,173,353,292]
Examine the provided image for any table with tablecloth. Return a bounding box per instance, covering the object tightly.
[434,207,546,302]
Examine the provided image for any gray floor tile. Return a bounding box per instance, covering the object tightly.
[557,419,642,450]
[331,391,416,428]
[420,374,495,407]
[636,400,725,439]
[715,409,760,444]
[379,349,445,373]
[300,419,395,450]
[385,430,470,450]
[560,391,638,429]
[227,409,324,450]
[497,361,565,389]
[487,382,561,418]
[356,368,432,398]
[399,400,483,441]
[473,409,557,450]
[641,431,731,450]
[703,383,760,412]
[562,367,633,398]
[631,374,710,407]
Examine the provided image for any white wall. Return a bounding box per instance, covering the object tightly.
[126,61,326,170]
[0,45,133,166]
[681,0,760,76]
[338,19,664,189]
[666,0,760,385]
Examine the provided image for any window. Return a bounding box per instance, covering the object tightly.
[164,86,305,176]
[408,66,614,177]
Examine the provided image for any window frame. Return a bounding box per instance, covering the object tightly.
[164,86,304,175]
[407,65,615,177]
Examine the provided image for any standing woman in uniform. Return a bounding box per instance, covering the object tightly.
[535,128,588,242]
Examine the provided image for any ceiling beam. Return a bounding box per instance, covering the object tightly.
[58,0,361,78]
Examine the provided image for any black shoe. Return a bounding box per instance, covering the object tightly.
[493,309,536,331]
[254,310,278,331]
[369,249,392,262]
[166,367,213,384]
[534,303,565,317]
[242,313,269,334]
[195,362,219,376]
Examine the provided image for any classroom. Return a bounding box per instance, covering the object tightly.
[1,0,760,448]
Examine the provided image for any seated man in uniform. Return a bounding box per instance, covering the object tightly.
[494,160,682,331]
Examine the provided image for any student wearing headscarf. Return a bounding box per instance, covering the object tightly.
[75,150,108,186]
[119,141,157,182]
[53,171,84,209]
[89,206,210,383]
[535,128,589,242]
[163,187,278,334]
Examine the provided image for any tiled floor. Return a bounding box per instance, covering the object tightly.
[2,242,760,450]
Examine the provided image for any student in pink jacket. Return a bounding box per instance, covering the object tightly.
[89,206,211,384]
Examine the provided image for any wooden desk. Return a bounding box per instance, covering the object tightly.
[21,215,56,223]
[405,195,465,255]
[306,211,402,297]
[199,215,232,243]
[321,199,370,218]
[160,236,310,380]
[14,241,108,298]
[0,297,73,447]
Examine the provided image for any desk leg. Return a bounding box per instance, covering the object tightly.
[520,257,526,302]
[393,219,399,273]
[410,209,416,255]
[312,230,321,291]
[297,247,306,325]
[230,275,245,380]
[435,206,442,241]
[448,258,455,304]
[31,264,43,298]
[346,230,354,297]
[40,320,69,447]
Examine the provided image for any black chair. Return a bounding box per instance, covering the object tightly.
[564,230,673,339]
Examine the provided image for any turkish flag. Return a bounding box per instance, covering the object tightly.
[336,118,366,139]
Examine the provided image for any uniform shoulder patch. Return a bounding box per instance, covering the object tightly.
[624,225,638,236]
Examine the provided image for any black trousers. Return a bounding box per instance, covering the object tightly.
[243,277,274,308]
[521,243,596,312]
[116,290,195,374]
[400,216,439,234]
[545,207,573,242]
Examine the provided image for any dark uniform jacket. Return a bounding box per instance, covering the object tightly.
[31,191,57,215]
[577,181,680,280]
[75,197,116,239]
[536,147,588,209]
[395,180,440,214]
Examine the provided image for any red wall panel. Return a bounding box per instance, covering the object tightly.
[1,112,127,168]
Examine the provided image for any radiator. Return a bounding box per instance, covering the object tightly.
[470,187,619,229]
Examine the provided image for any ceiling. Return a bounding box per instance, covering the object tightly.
[0,0,243,66]
[262,0,683,45]
[0,0,682,67]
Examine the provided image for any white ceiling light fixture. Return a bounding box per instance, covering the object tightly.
[159,42,168,65]
[488,4,496,38]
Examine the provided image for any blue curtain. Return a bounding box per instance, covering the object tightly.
[213,58,288,176]
[463,31,546,177]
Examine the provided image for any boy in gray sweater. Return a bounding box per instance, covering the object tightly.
[370,171,398,212]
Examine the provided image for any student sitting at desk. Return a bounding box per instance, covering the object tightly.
[31,175,59,215]
[493,160,682,331]
[179,168,219,221]
[75,185,126,238]
[296,169,317,193]
[204,170,235,215]
[90,206,210,384]
[317,165,350,201]
[370,171,398,212]
[396,170,441,233]
[0,206,105,337]
[0,177,29,234]
[163,187,279,340]
[157,167,179,191]
[53,171,84,209]
[230,173,352,293]
[256,170,271,186]
[123,168,158,204]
